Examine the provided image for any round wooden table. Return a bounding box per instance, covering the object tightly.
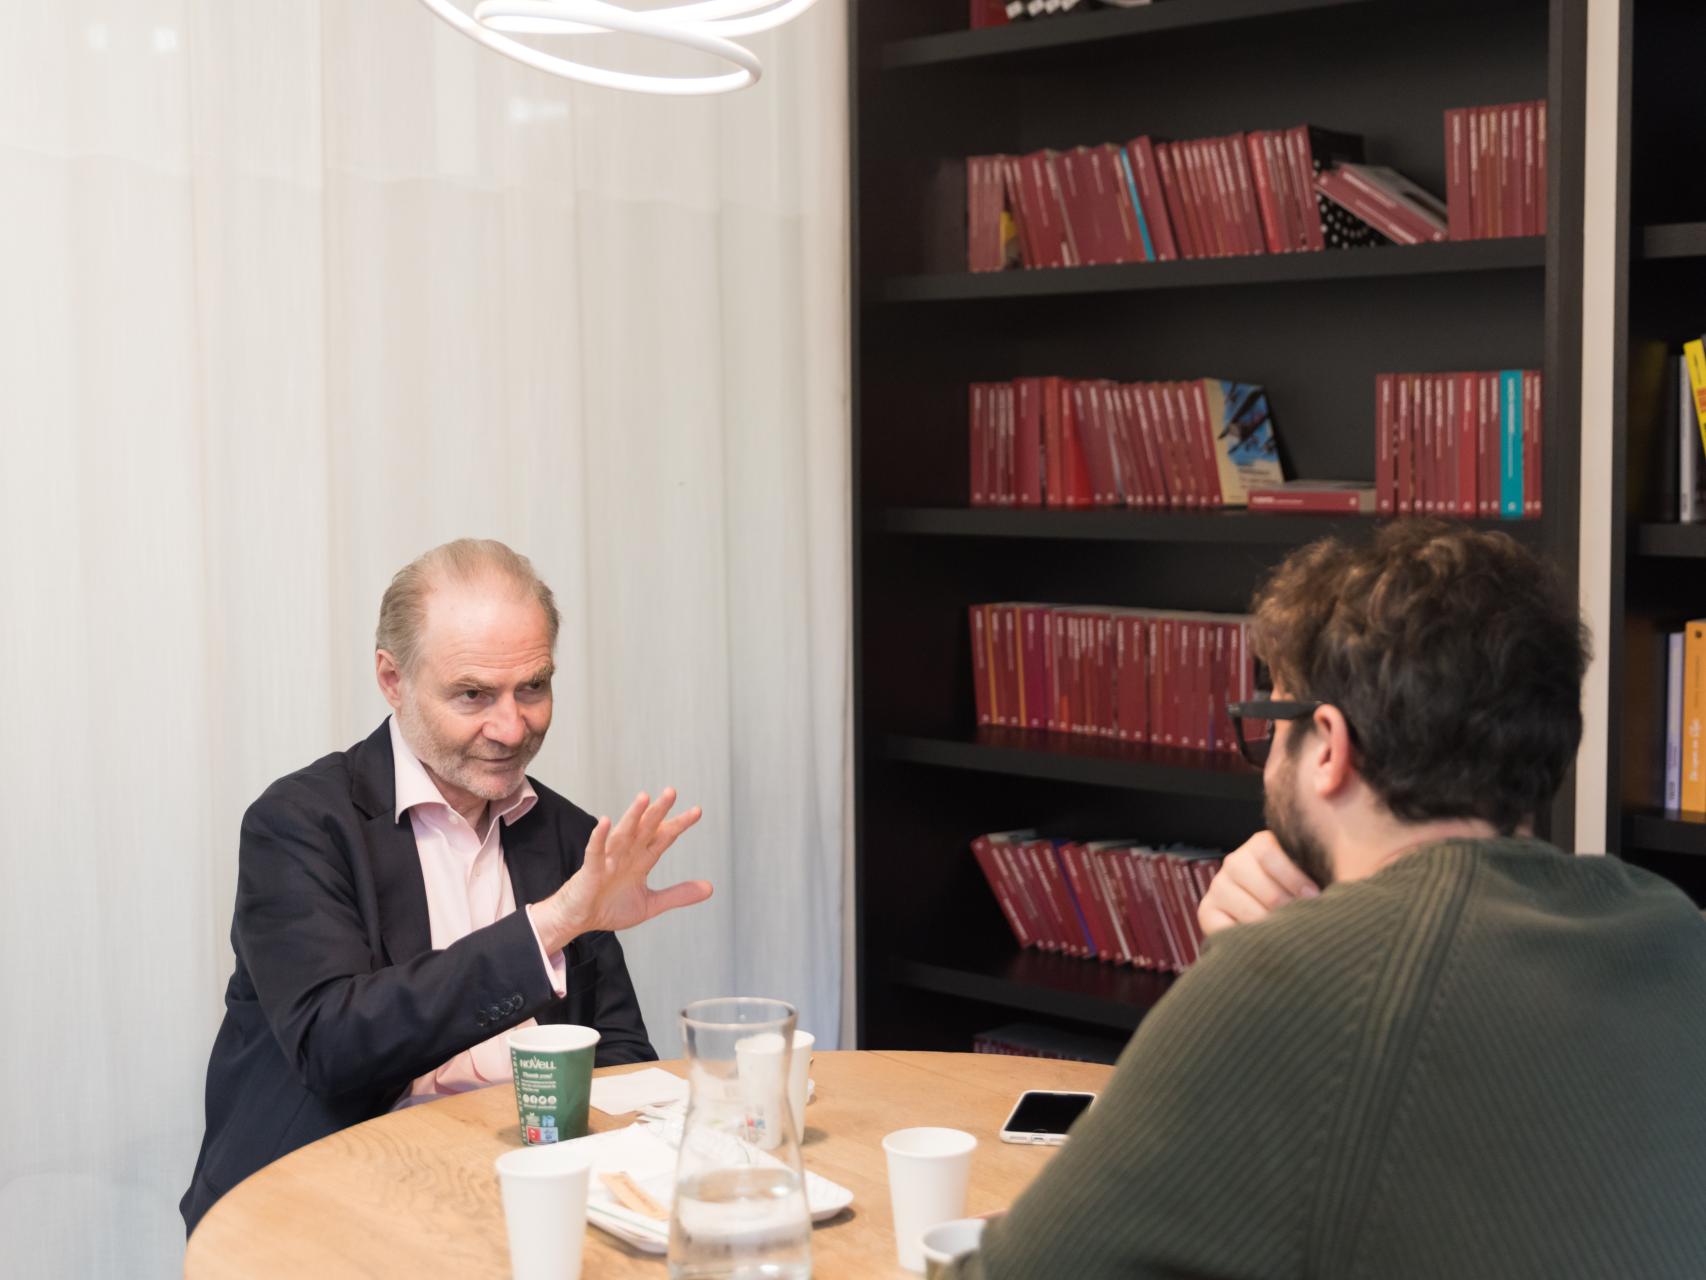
[185,1050,1112,1278]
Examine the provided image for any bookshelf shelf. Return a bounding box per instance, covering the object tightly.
[879,0,1381,70]
[1622,811,1706,858]
[880,238,1545,304]
[1633,523,1706,558]
[872,507,1545,545]
[890,947,1175,1033]
[1639,223,1706,262]
[881,730,1263,801]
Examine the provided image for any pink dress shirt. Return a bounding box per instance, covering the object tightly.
[388,716,569,1105]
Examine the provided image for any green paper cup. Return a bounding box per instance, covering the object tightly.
[508,1025,600,1145]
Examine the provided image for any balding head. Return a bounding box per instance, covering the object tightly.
[376,538,560,676]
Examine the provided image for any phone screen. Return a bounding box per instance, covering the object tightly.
[1003,1091,1094,1135]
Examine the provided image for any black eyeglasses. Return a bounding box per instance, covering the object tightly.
[1224,698,1325,768]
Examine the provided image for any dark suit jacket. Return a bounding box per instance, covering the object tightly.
[181,721,656,1235]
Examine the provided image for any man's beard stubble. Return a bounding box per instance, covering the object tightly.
[397,697,545,803]
[1263,751,1336,891]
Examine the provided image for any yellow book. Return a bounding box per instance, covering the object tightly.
[1684,620,1706,815]
[1684,338,1706,458]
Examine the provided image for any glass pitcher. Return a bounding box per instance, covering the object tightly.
[669,997,812,1280]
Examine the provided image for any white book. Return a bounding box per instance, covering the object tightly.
[1667,631,1685,811]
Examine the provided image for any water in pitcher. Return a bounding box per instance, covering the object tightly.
[668,1165,811,1280]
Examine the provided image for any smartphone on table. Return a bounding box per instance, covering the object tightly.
[998,1090,1096,1146]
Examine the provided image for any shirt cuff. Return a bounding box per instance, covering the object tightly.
[525,903,569,999]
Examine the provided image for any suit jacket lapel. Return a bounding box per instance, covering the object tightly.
[503,801,561,920]
[348,720,433,967]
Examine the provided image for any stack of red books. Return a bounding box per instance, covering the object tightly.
[969,604,1258,753]
[1444,100,1548,240]
[971,829,1223,973]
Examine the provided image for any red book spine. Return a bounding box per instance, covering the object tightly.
[1042,376,1065,507]
[999,605,1021,727]
[1210,139,1244,255]
[1456,370,1477,517]
[1056,148,1097,267]
[1161,855,1202,968]
[1248,131,1285,253]
[1249,489,1371,514]
[1069,613,1086,736]
[1467,109,1484,240]
[969,383,989,506]
[969,605,991,727]
[1190,379,1225,508]
[1434,374,1450,516]
[995,842,1046,951]
[1376,373,1394,516]
[1535,370,1549,515]
[1521,101,1538,237]
[1088,851,1135,965]
[989,384,1008,506]
[1265,131,1300,251]
[1161,383,1201,508]
[965,157,980,272]
[1104,383,1142,507]
[1096,145,1140,265]
[1287,126,1325,252]
[1144,853,1187,971]
[1020,606,1046,730]
[1537,100,1548,234]
[971,836,1030,947]
[1105,614,1119,740]
[1037,846,1091,955]
[1126,852,1166,970]
[1155,617,1175,746]
[1415,375,1432,514]
[1002,156,1035,268]
[1062,383,1094,508]
[1015,377,1042,506]
[1043,151,1079,267]
[1154,142,1198,260]
[1082,845,1128,962]
[1055,843,1106,960]
[1023,152,1062,267]
[1047,610,1064,733]
[1230,134,1267,256]
[1395,372,1414,515]
[1184,140,1220,257]
[1127,137,1179,262]
[1192,621,1211,751]
[1446,108,1470,241]
[1014,842,1062,952]
[1478,370,1498,518]
[1499,106,1516,237]
[1127,384,1164,508]
[1121,614,1148,743]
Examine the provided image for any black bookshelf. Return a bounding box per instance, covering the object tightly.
[874,506,1548,545]
[891,946,1176,1033]
[881,237,1545,303]
[852,0,1587,1050]
[1604,4,1706,901]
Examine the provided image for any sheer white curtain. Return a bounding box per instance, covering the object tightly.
[0,2,849,1274]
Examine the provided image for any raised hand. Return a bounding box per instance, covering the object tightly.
[533,789,711,951]
[1197,830,1319,937]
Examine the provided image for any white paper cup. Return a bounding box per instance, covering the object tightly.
[734,1030,790,1150]
[495,1144,591,1280]
[922,1217,988,1278]
[883,1127,977,1273]
[787,1030,814,1142]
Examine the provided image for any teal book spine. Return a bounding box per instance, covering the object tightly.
[1118,147,1157,263]
[1500,369,1524,519]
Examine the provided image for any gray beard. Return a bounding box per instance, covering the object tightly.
[396,700,543,803]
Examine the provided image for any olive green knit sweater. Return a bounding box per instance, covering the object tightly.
[946,838,1706,1280]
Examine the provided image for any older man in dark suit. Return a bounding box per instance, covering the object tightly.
[182,538,710,1234]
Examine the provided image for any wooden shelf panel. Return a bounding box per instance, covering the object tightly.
[871,507,1545,545]
[1634,524,1706,558]
[878,239,1545,304]
[1623,811,1706,857]
[879,729,1263,801]
[1639,223,1706,261]
[889,947,1176,1033]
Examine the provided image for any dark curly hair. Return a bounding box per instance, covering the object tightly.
[1250,521,1590,833]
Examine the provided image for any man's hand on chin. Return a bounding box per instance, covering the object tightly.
[1197,830,1318,936]
[531,787,711,953]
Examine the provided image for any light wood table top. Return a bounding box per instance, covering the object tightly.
[185,1050,1112,1279]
